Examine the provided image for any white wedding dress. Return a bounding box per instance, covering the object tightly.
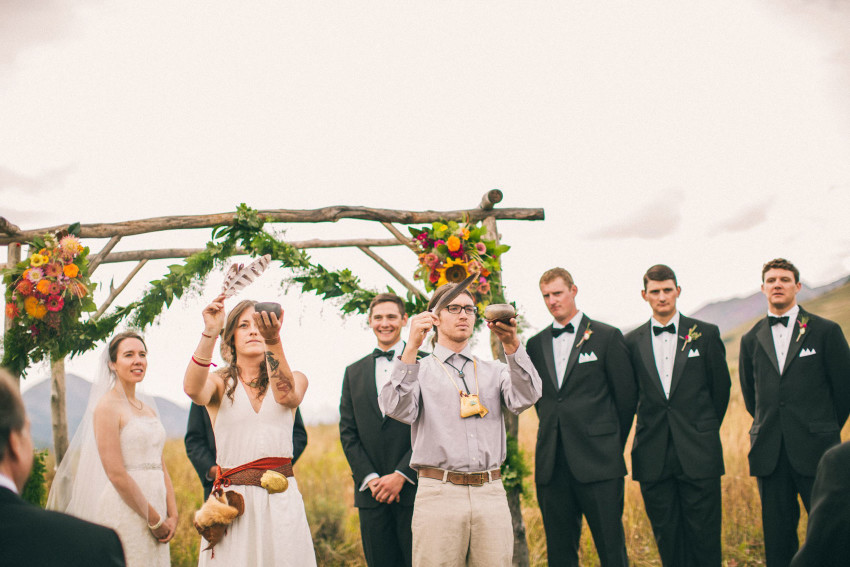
[198,384,316,566]
[96,416,170,567]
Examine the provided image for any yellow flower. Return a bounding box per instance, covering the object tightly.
[436,258,469,287]
[437,223,448,232]
[461,228,470,240]
[446,235,462,252]
[30,253,47,267]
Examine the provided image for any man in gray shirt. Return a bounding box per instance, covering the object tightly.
[379,283,542,567]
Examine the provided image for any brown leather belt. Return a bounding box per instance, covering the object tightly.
[221,462,294,487]
[418,467,501,486]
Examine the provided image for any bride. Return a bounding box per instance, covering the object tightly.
[48,331,177,567]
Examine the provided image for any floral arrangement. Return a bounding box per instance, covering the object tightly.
[3,227,97,372]
[680,324,702,351]
[409,219,510,314]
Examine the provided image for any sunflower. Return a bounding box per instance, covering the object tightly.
[436,258,469,287]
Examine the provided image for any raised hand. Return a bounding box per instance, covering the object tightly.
[253,309,283,344]
[202,293,227,335]
[402,311,437,362]
[488,317,520,355]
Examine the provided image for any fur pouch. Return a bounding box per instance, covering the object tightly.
[193,490,245,553]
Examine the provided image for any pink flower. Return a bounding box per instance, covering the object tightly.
[478,281,490,294]
[46,295,64,312]
[475,242,487,254]
[424,253,439,268]
[435,239,446,247]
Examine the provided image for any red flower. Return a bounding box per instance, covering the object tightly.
[429,270,440,284]
[46,295,64,312]
[48,281,62,295]
[44,263,63,278]
[5,303,19,319]
[16,280,33,295]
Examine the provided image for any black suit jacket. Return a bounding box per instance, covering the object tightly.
[185,402,308,499]
[625,316,731,481]
[527,315,638,484]
[791,440,850,567]
[339,351,418,508]
[0,487,125,566]
[739,307,850,477]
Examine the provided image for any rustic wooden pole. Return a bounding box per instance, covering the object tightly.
[50,355,69,463]
[88,235,122,274]
[0,205,544,244]
[482,214,530,567]
[380,222,419,253]
[3,243,22,388]
[357,246,428,301]
[93,260,148,319]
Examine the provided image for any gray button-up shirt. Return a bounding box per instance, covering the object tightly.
[379,342,542,472]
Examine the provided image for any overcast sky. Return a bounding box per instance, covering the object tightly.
[2,0,849,422]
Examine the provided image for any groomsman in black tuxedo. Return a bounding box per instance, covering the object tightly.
[624,264,731,567]
[527,268,637,567]
[740,258,850,567]
[791,440,850,567]
[0,368,125,566]
[185,403,308,499]
[340,293,418,567]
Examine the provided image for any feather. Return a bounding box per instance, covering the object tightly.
[220,254,272,298]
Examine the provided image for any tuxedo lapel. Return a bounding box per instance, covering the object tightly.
[359,356,382,419]
[637,322,665,398]
[562,315,588,388]
[668,316,690,398]
[783,309,807,374]
[541,326,559,390]
[756,318,781,375]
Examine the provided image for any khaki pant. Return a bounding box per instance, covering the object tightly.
[412,476,513,567]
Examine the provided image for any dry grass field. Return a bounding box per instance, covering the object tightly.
[47,283,850,566]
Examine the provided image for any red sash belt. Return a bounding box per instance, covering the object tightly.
[212,457,292,494]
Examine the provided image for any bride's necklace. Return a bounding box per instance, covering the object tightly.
[127,397,143,411]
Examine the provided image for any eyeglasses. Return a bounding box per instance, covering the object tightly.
[444,304,477,315]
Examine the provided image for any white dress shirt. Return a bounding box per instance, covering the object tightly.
[651,311,681,398]
[0,472,18,494]
[553,311,583,388]
[769,304,799,373]
[375,339,404,409]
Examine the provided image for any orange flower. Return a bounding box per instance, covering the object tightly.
[446,235,462,252]
[63,263,80,278]
[36,279,52,294]
[24,296,47,319]
[461,228,470,239]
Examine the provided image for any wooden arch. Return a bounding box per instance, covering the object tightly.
[1,189,544,565]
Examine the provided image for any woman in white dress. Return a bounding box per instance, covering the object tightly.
[184,295,316,566]
[48,331,177,567]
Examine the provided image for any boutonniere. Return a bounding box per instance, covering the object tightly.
[796,315,809,342]
[680,324,702,352]
[575,323,593,349]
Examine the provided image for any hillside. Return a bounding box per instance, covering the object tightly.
[22,373,189,449]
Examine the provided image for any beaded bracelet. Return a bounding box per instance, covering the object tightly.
[148,515,164,531]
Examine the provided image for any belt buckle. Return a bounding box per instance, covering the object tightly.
[468,472,486,486]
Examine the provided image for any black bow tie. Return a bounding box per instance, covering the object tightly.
[552,324,575,338]
[769,316,790,327]
[372,348,395,361]
[653,324,676,336]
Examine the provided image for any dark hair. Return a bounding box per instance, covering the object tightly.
[426,284,475,346]
[369,293,405,317]
[0,368,26,461]
[762,258,799,283]
[540,267,574,288]
[643,264,678,289]
[108,331,147,363]
[219,299,268,402]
